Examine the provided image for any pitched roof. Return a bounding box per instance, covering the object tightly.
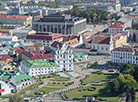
[112,47,133,52]
[51,41,64,48]
[0,55,12,61]
[65,38,79,46]
[108,22,124,28]
[22,50,54,60]
[16,49,24,53]
[95,33,126,41]
[88,36,111,44]
[0,15,29,19]
[14,74,33,84]
[26,32,63,41]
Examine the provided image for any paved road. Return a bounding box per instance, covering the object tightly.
[86,24,109,35]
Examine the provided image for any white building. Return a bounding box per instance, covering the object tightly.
[87,35,114,55]
[20,43,74,76]
[0,80,13,96]
[108,22,125,34]
[54,44,73,72]
[21,59,58,76]
[112,47,138,64]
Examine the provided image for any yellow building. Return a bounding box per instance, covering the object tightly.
[113,34,128,48]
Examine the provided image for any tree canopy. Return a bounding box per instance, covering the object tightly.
[59,8,110,23]
[9,95,24,102]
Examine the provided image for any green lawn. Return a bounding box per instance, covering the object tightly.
[46,82,74,86]
[27,87,60,96]
[50,77,71,81]
[62,84,120,102]
[81,71,118,85]
[39,74,58,79]
[17,80,44,95]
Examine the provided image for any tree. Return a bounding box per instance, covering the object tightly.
[9,95,24,102]
[120,63,135,75]
[112,74,137,102]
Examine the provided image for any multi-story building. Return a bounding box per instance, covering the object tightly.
[21,50,54,61]
[108,22,125,34]
[32,14,86,35]
[95,33,127,49]
[87,34,113,55]
[26,32,63,47]
[120,0,136,6]
[21,43,74,76]
[112,47,138,64]
[0,10,6,15]
[0,15,32,26]
[21,59,58,76]
[129,10,138,24]
[0,31,17,43]
[10,29,36,39]
[109,0,119,3]
[54,44,74,72]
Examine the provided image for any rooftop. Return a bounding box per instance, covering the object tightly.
[112,47,133,52]
[0,15,29,19]
[21,59,57,68]
[26,32,63,41]
[108,22,124,28]
[22,50,54,60]
[14,74,33,85]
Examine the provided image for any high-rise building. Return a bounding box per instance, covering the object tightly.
[120,0,136,6]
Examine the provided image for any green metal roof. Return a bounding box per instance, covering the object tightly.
[14,69,19,74]
[14,74,33,84]
[0,69,6,75]
[21,59,57,68]
[22,43,34,46]
[74,53,88,59]
[6,46,12,49]
[1,74,11,81]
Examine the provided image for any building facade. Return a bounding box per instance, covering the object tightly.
[0,15,32,26]
[54,44,73,72]
[20,59,58,76]
[87,35,114,55]
[112,47,138,64]
[26,32,63,47]
[108,22,125,34]
[32,14,86,35]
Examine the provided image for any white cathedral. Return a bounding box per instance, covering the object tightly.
[54,43,74,72]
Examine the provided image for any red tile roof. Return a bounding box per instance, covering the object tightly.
[51,41,64,48]
[16,49,24,53]
[0,55,12,61]
[95,33,126,41]
[26,32,63,41]
[112,47,133,52]
[108,22,124,28]
[90,49,97,52]
[0,31,9,34]
[88,36,111,44]
[79,34,90,39]
[0,15,29,19]
[0,10,6,13]
[22,50,54,60]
